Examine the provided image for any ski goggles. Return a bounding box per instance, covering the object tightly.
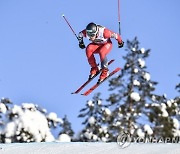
[86,31,98,37]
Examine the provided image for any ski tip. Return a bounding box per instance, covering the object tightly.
[62,14,65,17]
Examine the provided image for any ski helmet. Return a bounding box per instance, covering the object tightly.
[86,22,98,37]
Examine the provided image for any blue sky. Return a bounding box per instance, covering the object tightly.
[0,0,179,133]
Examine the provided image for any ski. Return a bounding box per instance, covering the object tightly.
[81,67,121,96]
[71,59,115,94]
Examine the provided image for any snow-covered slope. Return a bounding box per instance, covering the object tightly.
[0,142,180,154]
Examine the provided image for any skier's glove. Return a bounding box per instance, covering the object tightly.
[118,41,124,48]
[79,41,85,49]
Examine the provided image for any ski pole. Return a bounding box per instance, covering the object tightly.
[62,14,79,40]
[118,0,121,35]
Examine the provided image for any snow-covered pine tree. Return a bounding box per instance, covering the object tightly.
[58,115,74,141]
[106,37,158,141]
[78,93,112,142]
[146,95,175,138]
[0,99,64,143]
[146,75,180,140]
[0,98,12,142]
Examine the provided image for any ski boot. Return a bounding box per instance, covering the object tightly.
[89,66,100,79]
[98,68,109,83]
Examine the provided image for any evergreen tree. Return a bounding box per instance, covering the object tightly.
[79,38,180,142]
[146,94,176,139]
[78,93,112,142]
[147,74,180,140]
[0,98,12,142]
[59,115,74,138]
[0,98,67,143]
[106,37,158,140]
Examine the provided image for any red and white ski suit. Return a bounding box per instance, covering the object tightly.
[79,25,123,68]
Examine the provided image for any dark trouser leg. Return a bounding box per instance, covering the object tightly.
[101,57,108,68]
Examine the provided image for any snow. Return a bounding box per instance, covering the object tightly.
[133,68,139,73]
[0,103,7,114]
[98,128,103,133]
[160,103,168,117]
[133,80,140,86]
[173,130,180,137]
[58,134,71,142]
[144,124,153,135]
[101,137,108,142]
[22,103,36,110]
[167,100,173,107]
[84,131,92,140]
[4,122,16,138]
[88,116,96,125]
[12,105,23,115]
[172,118,179,129]
[115,121,121,126]
[130,92,141,101]
[92,134,98,141]
[102,126,108,133]
[138,58,145,68]
[97,100,102,105]
[1,142,180,154]
[142,72,151,81]
[132,47,136,52]
[140,48,145,54]
[137,128,145,138]
[47,112,63,124]
[2,104,55,143]
[151,95,156,101]
[104,108,111,116]
[87,100,94,107]
[161,103,166,109]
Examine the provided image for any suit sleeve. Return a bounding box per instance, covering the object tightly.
[103,28,123,44]
[78,29,87,38]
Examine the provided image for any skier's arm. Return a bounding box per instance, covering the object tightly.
[78,30,86,49]
[104,28,124,48]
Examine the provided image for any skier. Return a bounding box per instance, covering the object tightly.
[78,22,124,82]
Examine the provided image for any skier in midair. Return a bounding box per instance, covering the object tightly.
[78,22,124,82]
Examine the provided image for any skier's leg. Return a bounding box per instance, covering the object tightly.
[86,43,99,67]
[99,42,112,68]
[98,42,112,81]
[86,43,100,78]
